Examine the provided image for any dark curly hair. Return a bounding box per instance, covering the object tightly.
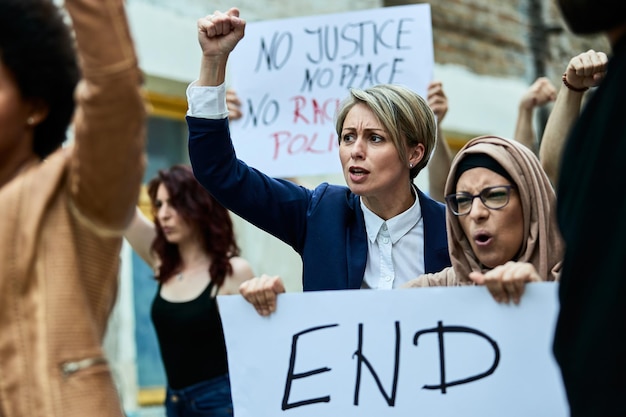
[147,165,241,286]
[0,0,80,159]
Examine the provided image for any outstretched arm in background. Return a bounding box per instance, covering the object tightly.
[513,77,557,153]
[539,50,608,186]
[124,207,158,269]
[426,81,452,203]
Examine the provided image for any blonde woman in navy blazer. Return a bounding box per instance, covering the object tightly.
[187,8,450,316]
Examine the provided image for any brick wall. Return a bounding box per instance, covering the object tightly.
[385,0,610,85]
[140,0,380,21]
[140,0,610,86]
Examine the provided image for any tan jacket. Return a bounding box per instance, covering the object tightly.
[0,0,145,416]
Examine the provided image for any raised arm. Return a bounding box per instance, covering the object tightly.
[539,50,608,185]
[513,77,557,153]
[65,0,146,232]
[124,207,158,268]
[426,81,452,203]
[197,8,246,87]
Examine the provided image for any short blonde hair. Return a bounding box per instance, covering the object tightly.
[335,84,436,179]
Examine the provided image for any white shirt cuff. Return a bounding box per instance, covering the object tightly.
[186,81,228,119]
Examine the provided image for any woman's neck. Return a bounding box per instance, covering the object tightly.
[0,152,38,189]
[362,184,416,220]
[177,239,210,271]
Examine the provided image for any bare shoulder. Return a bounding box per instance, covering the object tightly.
[229,256,253,270]
[219,256,255,295]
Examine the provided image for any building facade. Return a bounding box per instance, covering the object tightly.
[105,1,608,415]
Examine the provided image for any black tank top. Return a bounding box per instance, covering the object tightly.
[151,281,229,389]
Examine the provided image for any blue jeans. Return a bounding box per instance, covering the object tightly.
[165,374,234,417]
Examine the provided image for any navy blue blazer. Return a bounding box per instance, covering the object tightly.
[187,117,451,291]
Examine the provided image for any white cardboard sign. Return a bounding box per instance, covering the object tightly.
[218,282,569,417]
[227,4,434,178]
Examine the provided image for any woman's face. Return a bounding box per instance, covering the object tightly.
[0,61,35,171]
[339,103,413,207]
[155,184,194,245]
[455,167,524,268]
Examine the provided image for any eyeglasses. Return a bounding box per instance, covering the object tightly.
[445,185,515,216]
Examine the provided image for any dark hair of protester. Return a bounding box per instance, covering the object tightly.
[0,0,80,158]
[147,165,240,285]
[557,0,626,34]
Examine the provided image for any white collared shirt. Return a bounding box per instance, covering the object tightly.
[360,192,425,289]
[186,81,227,119]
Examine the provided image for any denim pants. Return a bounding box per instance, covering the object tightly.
[165,374,234,417]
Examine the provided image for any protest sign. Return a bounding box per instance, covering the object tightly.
[227,4,434,178]
[218,282,568,417]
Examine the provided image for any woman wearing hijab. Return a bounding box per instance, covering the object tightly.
[404,135,563,304]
